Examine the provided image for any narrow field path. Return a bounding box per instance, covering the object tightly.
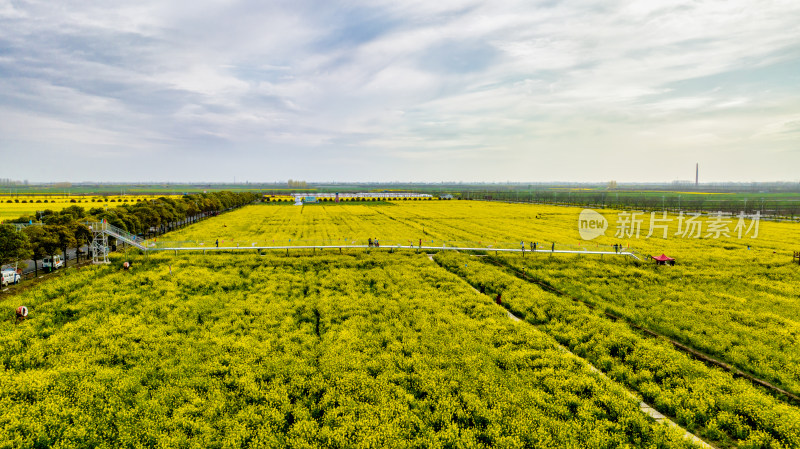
[429,253,522,323]
[426,253,715,449]
[482,256,800,406]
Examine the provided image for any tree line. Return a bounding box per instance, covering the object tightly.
[0,191,259,275]
[455,189,800,218]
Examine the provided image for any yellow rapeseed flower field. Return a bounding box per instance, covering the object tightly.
[0,195,185,221]
[0,252,699,448]
[166,200,798,257]
[2,199,799,447]
[166,200,800,395]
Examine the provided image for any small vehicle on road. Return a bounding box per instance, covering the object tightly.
[42,255,64,270]
[1,269,21,286]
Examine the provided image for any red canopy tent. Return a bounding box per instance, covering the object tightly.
[651,254,676,265]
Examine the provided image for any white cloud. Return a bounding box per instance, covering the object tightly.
[754,116,800,140]
[1,0,799,181]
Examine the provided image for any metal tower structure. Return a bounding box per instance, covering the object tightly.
[88,221,146,264]
[90,221,110,264]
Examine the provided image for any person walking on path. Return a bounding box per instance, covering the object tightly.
[368,238,373,247]
[551,242,555,252]
[215,239,219,248]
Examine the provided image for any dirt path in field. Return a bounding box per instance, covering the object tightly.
[427,253,714,449]
[571,350,713,448]
[428,254,520,321]
[482,256,800,407]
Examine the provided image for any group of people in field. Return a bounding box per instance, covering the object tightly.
[368,238,380,248]
[518,241,624,253]
[520,241,556,251]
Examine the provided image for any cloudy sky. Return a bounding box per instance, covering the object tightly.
[1,0,799,183]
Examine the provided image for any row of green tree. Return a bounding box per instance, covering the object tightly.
[0,191,259,275]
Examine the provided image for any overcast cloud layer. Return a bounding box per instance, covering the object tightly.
[1,0,799,183]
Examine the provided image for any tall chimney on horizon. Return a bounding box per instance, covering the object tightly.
[695,163,698,186]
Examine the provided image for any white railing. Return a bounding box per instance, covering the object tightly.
[85,222,641,261]
[145,243,641,260]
